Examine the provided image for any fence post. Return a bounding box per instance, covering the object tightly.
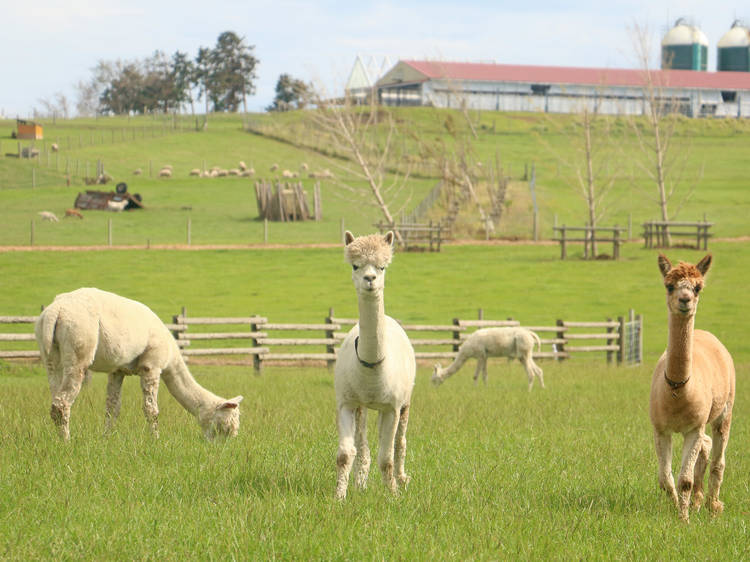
[613,227,620,260]
[186,217,191,246]
[108,218,112,246]
[636,313,643,364]
[251,317,262,374]
[606,317,613,364]
[617,316,625,365]
[556,319,565,361]
[30,220,34,246]
[560,226,567,260]
[325,307,336,370]
[452,318,461,353]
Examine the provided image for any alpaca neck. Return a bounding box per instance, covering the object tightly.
[356,291,386,365]
[162,355,221,418]
[665,312,695,384]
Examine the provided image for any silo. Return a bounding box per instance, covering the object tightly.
[717,20,750,72]
[661,18,709,70]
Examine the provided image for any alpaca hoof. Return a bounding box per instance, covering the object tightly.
[397,473,411,487]
[691,491,704,511]
[354,474,369,490]
[334,487,347,501]
[709,499,724,515]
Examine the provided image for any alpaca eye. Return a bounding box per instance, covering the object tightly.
[352,265,359,271]
[666,284,674,294]
[378,266,385,272]
[694,285,702,294]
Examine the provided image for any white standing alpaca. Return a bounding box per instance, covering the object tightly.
[35,288,243,441]
[431,327,544,390]
[650,254,735,522]
[334,231,416,500]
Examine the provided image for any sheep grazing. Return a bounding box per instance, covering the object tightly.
[51,143,59,152]
[35,288,243,442]
[270,163,279,172]
[38,211,59,222]
[158,168,172,178]
[334,231,416,500]
[650,254,735,522]
[432,327,544,390]
[133,168,142,176]
[300,162,309,171]
[238,161,247,171]
[64,209,83,219]
[189,168,201,176]
[228,169,240,176]
[240,168,255,177]
[107,199,128,212]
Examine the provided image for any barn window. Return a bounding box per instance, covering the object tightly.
[721,91,737,102]
[531,84,550,95]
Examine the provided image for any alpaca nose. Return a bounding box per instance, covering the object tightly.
[679,297,691,306]
[364,274,376,283]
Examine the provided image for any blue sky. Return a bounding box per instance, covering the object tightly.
[1,0,745,117]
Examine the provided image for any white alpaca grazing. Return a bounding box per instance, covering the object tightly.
[334,231,416,500]
[431,327,544,390]
[35,288,243,441]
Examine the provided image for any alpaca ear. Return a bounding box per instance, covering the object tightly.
[384,231,394,246]
[696,254,712,276]
[657,254,672,278]
[219,396,243,410]
[344,231,355,245]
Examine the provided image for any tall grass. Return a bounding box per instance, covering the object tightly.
[1,361,747,559]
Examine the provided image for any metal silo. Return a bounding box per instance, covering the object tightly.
[661,18,709,70]
[717,20,750,72]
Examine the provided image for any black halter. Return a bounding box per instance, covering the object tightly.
[664,371,690,391]
[354,336,385,368]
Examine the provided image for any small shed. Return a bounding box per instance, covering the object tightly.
[16,119,43,140]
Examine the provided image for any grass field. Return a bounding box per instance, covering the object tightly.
[0,109,748,559]
[0,240,748,559]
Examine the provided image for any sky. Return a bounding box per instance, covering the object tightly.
[1,0,747,118]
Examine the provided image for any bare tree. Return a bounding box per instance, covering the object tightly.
[629,23,702,245]
[540,101,621,257]
[309,91,412,244]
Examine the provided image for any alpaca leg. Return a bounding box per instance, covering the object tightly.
[394,405,411,487]
[676,429,703,522]
[139,368,161,438]
[707,411,732,515]
[533,360,545,389]
[473,353,486,384]
[105,371,125,433]
[377,409,399,493]
[481,357,489,384]
[654,430,678,508]
[51,363,87,441]
[352,407,371,489]
[691,434,712,511]
[335,406,357,500]
[521,357,535,391]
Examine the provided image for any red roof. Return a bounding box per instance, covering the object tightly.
[400,60,750,90]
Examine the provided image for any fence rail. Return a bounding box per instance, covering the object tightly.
[642,220,712,250]
[374,221,444,252]
[553,225,626,260]
[0,307,642,368]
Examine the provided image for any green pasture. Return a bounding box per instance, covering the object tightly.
[2,110,750,246]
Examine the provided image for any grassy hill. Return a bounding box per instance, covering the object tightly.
[1,109,749,246]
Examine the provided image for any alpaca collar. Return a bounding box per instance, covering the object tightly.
[355,336,385,368]
[664,371,689,391]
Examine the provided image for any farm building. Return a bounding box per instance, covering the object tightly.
[16,119,43,139]
[375,59,750,118]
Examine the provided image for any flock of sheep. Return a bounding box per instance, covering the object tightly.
[32,232,734,522]
[139,161,335,180]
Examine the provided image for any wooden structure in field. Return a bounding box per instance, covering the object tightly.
[16,119,43,140]
[254,180,321,221]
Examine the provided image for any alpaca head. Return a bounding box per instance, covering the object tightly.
[344,231,394,298]
[431,363,444,386]
[203,395,243,440]
[658,253,712,317]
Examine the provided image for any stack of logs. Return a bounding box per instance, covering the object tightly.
[254,180,321,221]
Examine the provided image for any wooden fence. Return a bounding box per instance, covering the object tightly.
[553,225,627,260]
[0,308,642,368]
[374,221,444,252]
[642,220,712,250]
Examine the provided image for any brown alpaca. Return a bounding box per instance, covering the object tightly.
[65,209,83,219]
[650,254,735,522]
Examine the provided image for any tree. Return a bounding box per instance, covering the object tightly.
[207,31,258,112]
[171,50,196,114]
[309,90,412,245]
[629,23,701,245]
[267,74,311,112]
